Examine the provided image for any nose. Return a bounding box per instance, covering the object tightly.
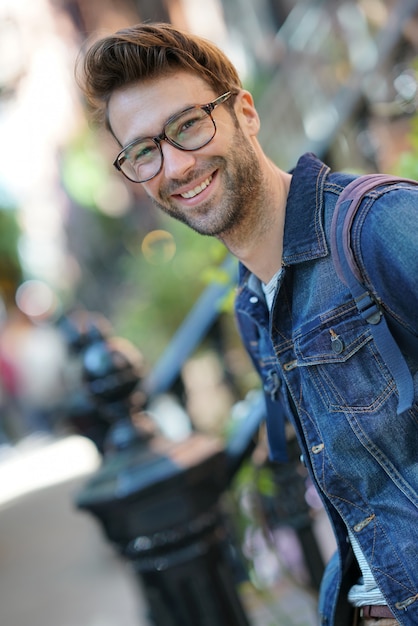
[160,141,197,179]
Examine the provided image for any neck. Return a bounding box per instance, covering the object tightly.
[219,165,291,284]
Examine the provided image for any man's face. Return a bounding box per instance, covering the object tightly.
[108,71,263,238]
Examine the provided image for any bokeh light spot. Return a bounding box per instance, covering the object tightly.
[141,230,176,265]
[15,279,56,319]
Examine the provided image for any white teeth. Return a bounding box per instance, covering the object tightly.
[181,176,212,199]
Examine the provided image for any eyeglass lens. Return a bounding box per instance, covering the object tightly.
[119,107,215,183]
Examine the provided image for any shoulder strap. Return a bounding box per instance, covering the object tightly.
[330,174,418,415]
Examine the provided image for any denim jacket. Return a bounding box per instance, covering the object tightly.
[234,153,418,625]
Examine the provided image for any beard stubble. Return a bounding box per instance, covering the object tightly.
[150,127,265,241]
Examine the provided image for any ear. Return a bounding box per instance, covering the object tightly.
[234,90,260,136]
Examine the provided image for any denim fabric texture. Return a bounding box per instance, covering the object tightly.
[234,153,418,626]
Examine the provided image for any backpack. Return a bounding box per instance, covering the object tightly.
[330,174,418,415]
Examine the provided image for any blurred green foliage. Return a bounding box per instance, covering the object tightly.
[113,216,233,365]
[0,206,23,307]
[61,129,110,211]
[394,113,418,178]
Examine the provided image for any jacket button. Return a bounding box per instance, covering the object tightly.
[331,334,344,354]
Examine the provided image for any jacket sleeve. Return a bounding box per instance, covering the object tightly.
[356,182,418,342]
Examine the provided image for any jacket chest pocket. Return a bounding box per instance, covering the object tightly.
[293,315,396,412]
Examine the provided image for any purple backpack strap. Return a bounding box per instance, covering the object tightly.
[330,174,415,283]
[330,174,418,415]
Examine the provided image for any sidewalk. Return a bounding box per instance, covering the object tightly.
[0,435,327,626]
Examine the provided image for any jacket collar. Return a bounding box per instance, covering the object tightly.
[282,152,330,265]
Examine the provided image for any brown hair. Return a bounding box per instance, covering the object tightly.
[77,22,242,126]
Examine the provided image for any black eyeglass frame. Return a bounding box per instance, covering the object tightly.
[113,91,235,183]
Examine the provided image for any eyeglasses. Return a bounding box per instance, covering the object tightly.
[113,91,234,183]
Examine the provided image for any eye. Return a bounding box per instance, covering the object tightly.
[130,141,158,163]
[169,110,207,141]
[180,115,201,132]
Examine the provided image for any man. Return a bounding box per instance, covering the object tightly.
[78,22,417,626]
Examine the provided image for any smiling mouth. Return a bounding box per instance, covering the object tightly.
[180,175,213,199]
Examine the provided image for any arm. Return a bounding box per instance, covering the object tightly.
[357,183,418,339]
